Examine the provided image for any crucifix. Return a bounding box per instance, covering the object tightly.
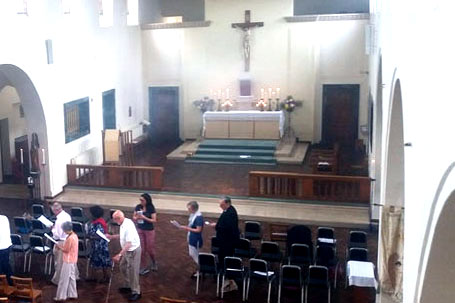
[232,10,264,72]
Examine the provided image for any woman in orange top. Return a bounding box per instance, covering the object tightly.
[54,221,79,302]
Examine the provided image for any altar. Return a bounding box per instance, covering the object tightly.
[203,111,284,139]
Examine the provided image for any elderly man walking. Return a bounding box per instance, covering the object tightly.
[51,202,73,285]
[107,210,142,301]
[54,221,79,301]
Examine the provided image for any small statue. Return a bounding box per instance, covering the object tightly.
[30,133,40,173]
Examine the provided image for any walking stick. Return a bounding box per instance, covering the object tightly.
[104,262,115,303]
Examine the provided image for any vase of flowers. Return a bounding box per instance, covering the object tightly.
[193,97,215,113]
[221,99,234,111]
[280,95,301,112]
[255,99,267,111]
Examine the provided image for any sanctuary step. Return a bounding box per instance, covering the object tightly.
[185,139,278,165]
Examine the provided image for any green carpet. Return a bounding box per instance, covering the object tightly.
[185,139,278,165]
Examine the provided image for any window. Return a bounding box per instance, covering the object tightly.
[64,97,90,143]
[99,0,114,27]
[127,0,139,26]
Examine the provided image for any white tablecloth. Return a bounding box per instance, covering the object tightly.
[347,261,378,288]
[203,110,285,137]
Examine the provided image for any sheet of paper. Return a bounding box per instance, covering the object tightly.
[253,270,274,277]
[44,233,57,244]
[38,215,53,228]
[170,220,181,228]
[96,229,110,242]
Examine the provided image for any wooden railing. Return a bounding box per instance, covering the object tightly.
[249,171,370,203]
[67,164,164,190]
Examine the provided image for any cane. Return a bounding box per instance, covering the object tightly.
[104,261,116,303]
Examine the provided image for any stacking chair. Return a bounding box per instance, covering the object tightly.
[10,234,31,273]
[278,265,303,303]
[348,248,368,262]
[78,239,91,279]
[288,244,312,277]
[31,204,45,219]
[258,241,283,267]
[246,258,276,303]
[29,235,53,275]
[317,227,336,248]
[305,265,330,303]
[11,276,42,303]
[0,275,15,298]
[315,245,339,288]
[286,225,313,259]
[71,207,88,223]
[30,219,50,237]
[234,238,256,259]
[221,256,246,301]
[244,221,262,240]
[348,231,367,249]
[72,221,87,244]
[196,253,220,296]
[211,236,220,256]
[13,217,31,235]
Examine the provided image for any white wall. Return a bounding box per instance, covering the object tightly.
[0,0,144,196]
[0,86,27,175]
[369,0,455,302]
[142,0,369,141]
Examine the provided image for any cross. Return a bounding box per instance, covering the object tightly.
[231,10,264,72]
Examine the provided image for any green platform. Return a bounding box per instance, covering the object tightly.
[185,139,278,165]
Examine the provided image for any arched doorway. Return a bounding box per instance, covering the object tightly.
[378,75,404,301]
[0,64,48,199]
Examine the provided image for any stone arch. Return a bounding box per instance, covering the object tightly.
[0,64,49,198]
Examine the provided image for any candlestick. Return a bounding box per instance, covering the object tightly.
[276,88,280,99]
[42,148,46,165]
[20,148,24,164]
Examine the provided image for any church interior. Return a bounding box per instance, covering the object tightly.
[1,0,455,303]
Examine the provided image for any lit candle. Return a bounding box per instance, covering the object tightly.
[268,88,272,99]
[20,148,24,164]
[226,88,230,99]
[42,148,46,165]
[260,88,264,98]
[276,88,280,99]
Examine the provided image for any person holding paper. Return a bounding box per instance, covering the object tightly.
[0,215,13,285]
[132,193,157,275]
[107,210,142,302]
[54,221,79,301]
[87,206,111,283]
[51,202,73,285]
[176,201,204,278]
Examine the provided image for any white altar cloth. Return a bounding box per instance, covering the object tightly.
[203,111,285,139]
[347,261,378,288]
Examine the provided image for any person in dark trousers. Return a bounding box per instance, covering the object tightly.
[211,196,240,292]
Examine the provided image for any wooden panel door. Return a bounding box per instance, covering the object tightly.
[322,84,359,148]
[149,87,180,145]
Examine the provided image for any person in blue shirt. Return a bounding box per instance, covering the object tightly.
[179,201,204,278]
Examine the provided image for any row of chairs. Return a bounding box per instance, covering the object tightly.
[0,275,41,303]
[10,233,91,278]
[30,204,88,223]
[197,253,331,303]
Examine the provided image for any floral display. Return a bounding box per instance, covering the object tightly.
[281,95,302,112]
[193,97,215,113]
[221,99,234,111]
[255,99,267,111]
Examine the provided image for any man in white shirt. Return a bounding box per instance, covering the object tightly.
[0,215,12,285]
[50,202,72,285]
[107,210,142,301]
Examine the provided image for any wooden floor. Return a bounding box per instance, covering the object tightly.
[2,198,377,303]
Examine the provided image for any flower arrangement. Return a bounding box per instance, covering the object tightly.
[281,95,302,112]
[255,99,267,111]
[193,97,215,113]
[221,99,234,111]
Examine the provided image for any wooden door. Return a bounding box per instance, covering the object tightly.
[14,135,29,184]
[102,89,116,130]
[0,118,12,180]
[322,84,359,148]
[149,87,180,145]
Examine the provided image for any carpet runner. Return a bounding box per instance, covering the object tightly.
[185,139,278,165]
